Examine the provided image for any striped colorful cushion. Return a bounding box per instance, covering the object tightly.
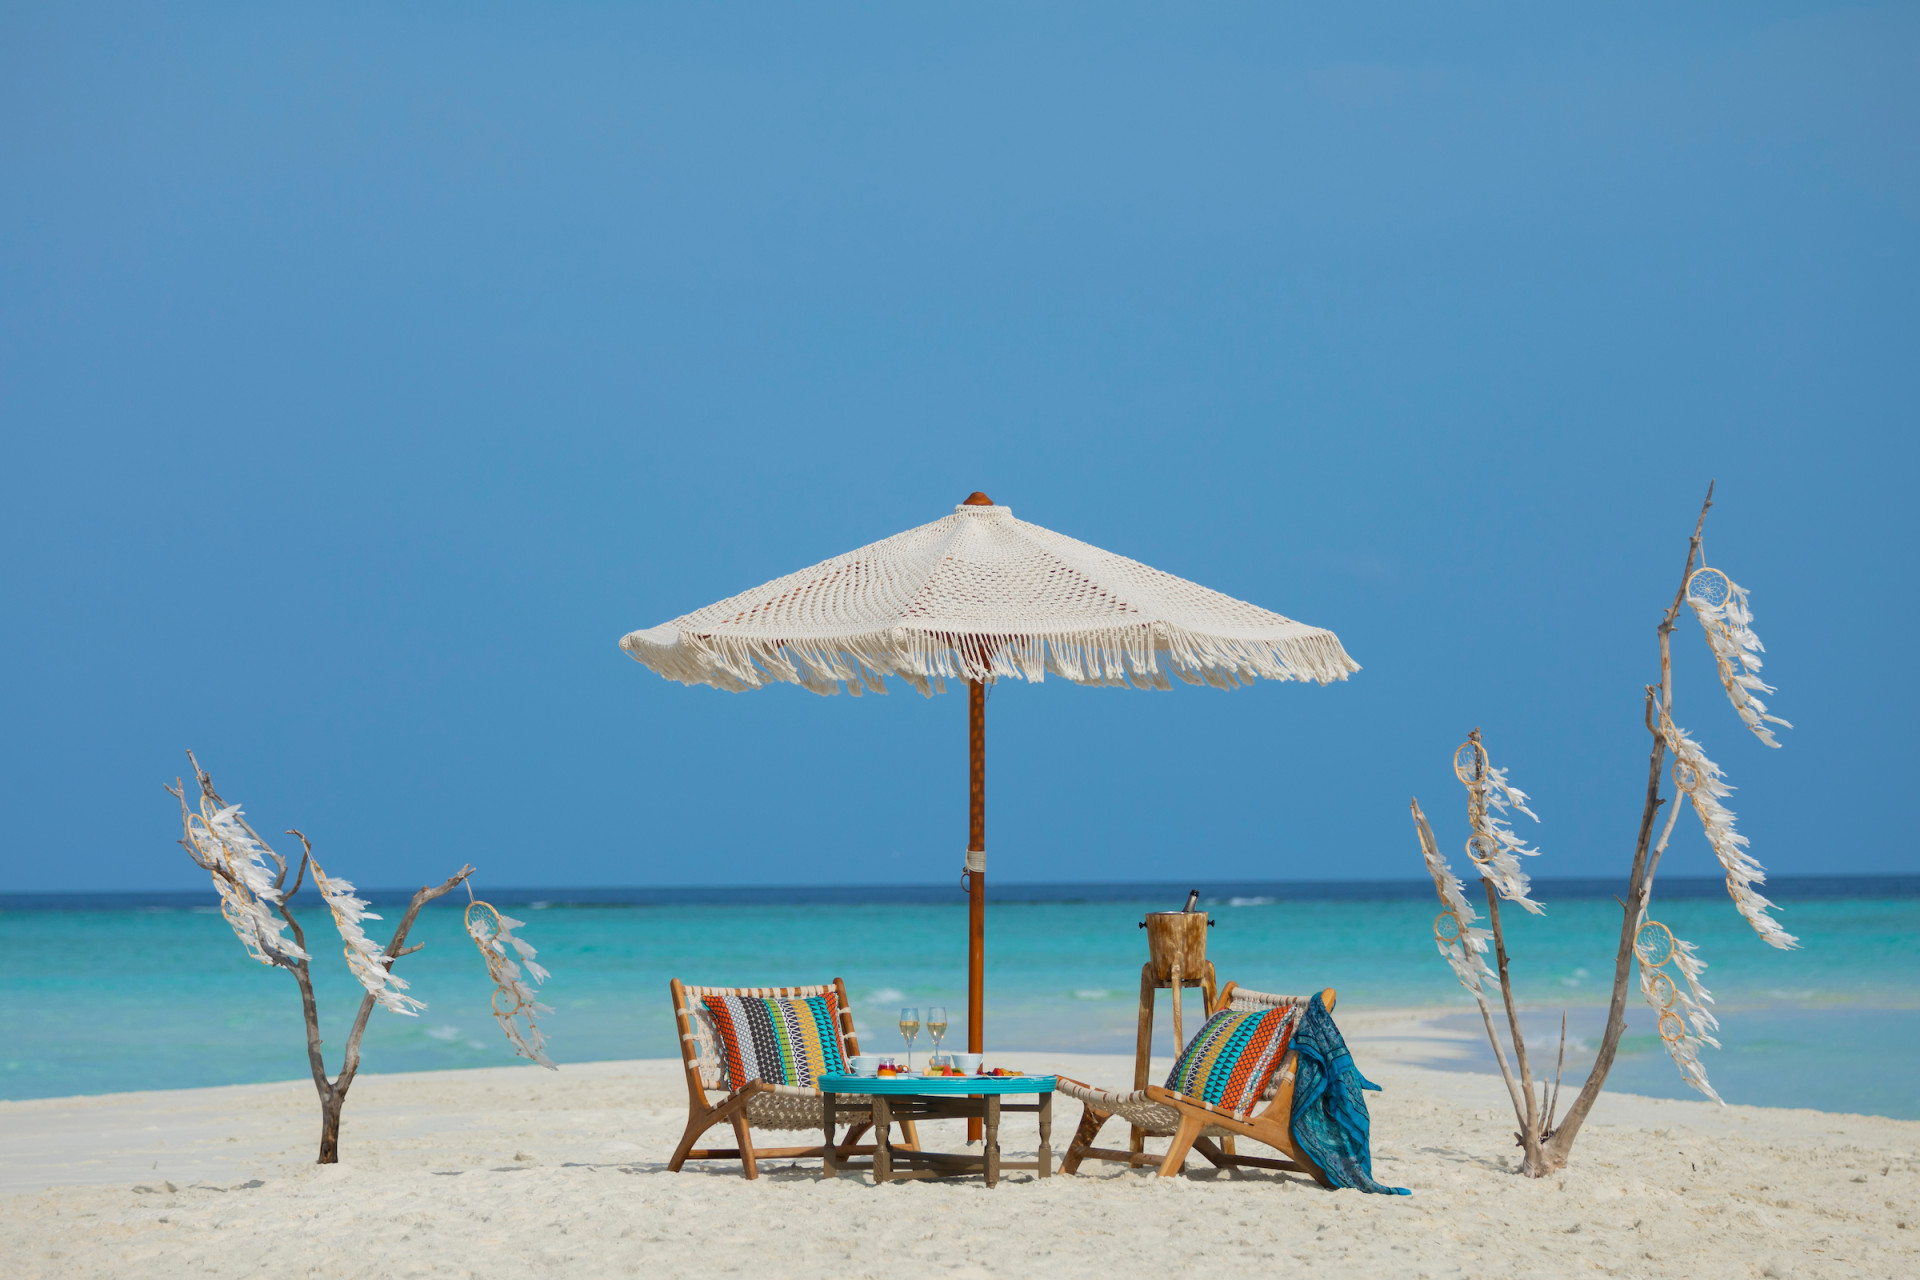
[701,992,848,1090]
[1164,1006,1296,1117]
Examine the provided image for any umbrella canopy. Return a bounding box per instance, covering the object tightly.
[620,494,1358,1098]
[622,497,1358,695]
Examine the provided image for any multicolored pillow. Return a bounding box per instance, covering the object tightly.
[701,992,848,1090]
[1164,1005,1296,1117]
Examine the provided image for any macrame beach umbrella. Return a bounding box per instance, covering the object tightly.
[620,493,1358,1070]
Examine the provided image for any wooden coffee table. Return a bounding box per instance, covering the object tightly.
[818,1073,1056,1187]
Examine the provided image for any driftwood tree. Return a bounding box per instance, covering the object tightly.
[1411,484,1798,1176]
[167,751,553,1163]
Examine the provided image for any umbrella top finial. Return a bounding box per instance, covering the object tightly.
[962,491,995,506]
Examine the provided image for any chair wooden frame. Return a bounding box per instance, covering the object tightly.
[667,977,919,1180]
[1058,983,1336,1186]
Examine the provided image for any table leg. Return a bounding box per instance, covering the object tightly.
[1131,964,1154,1155]
[873,1096,893,1184]
[984,1096,1001,1187]
[1037,1093,1052,1178]
[821,1094,838,1179]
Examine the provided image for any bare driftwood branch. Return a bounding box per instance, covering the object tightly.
[167,779,222,874]
[330,866,475,1107]
[170,754,481,1164]
[277,829,328,1098]
[1538,482,1713,1171]
[1424,482,1788,1171]
[1480,878,1540,1143]
[282,829,310,899]
[1464,727,1539,1134]
[1546,1011,1567,1137]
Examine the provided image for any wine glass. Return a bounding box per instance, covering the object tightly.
[926,1005,948,1068]
[899,1006,921,1073]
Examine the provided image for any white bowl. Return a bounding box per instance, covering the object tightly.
[950,1053,983,1073]
[849,1055,883,1077]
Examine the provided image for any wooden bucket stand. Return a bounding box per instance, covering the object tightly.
[1131,911,1216,1155]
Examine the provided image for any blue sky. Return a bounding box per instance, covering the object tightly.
[2,3,1913,892]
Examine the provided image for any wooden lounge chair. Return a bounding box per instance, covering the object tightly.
[667,978,919,1179]
[1057,983,1336,1185]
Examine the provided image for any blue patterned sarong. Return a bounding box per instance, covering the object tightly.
[1289,992,1411,1195]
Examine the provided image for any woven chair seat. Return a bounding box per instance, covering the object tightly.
[740,1085,878,1132]
[1054,1080,1236,1140]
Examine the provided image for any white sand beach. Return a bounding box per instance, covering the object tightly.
[3,1008,1915,1280]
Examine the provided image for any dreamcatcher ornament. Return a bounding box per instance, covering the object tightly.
[180,798,307,966]
[1655,704,1798,950]
[1412,799,1497,1000]
[1453,736,1545,914]
[465,898,555,1069]
[310,861,425,1015]
[1686,566,1791,748]
[1633,915,1723,1102]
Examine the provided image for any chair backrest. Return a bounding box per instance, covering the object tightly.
[1216,982,1336,1016]
[1183,983,1336,1113]
[670,979,859,1093]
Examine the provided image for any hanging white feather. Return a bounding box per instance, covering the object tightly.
[1657,707,1798,950]
[1454,738,1545,914]
[311,861,426,1015]
[1686,567,1791,748]
[466,901,555,1068]
[181,799,308,966]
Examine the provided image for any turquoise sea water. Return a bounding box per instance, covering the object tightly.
[2,879,1915,1118]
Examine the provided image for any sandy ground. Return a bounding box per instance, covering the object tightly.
[2,1008,1915,1279]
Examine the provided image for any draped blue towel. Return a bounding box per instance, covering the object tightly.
[1289,992,1411,1195]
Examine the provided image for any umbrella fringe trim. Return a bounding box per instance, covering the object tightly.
[619,623,1359,696]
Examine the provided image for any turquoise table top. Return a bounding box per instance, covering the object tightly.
[818,1073,1057,1095]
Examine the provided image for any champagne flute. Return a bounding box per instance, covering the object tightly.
[927,1005,948,1068]
[899,1007,921,1074]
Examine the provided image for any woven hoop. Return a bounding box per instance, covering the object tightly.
[1686,566,1733,611]
[1645,969,1677,1009]
[466,900,505,947]
[1452,740,1487,786]
[1634,920,1677,968]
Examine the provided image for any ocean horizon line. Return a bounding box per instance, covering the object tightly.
[6,872,1917,911]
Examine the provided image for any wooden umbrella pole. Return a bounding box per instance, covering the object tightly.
[959,490,996,1144]
[966,674,987,1142]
